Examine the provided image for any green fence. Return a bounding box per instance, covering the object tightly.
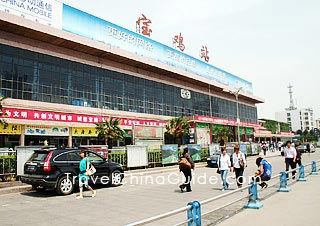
[0,155,16,181]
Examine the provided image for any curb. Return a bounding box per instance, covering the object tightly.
[0,185,32,196]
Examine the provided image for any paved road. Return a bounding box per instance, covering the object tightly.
[216,172,320,226]
[1,150,319,226]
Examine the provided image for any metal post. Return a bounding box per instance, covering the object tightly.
[297,165,307,182]
[310,161,320,175]
[187,201,202,226]
[209,85,212,117]
[236,94,240,144]
[278,172,290,192]
[244,182,263,209]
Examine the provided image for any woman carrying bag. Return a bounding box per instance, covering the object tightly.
[76,150,96,199]
[178,148,195,192]
[217,147,231,191]
[231,145,247,189]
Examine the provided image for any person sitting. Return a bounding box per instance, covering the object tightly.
[253,157,272,190]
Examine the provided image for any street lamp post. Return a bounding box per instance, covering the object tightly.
[223,87,242,144]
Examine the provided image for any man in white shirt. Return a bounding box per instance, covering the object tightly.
[283,140,297,179]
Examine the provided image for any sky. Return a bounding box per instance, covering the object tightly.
[62,0,320,120]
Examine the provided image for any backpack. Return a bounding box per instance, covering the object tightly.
[262,159,272,177]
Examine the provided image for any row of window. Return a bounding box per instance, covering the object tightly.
[0,44,258,122]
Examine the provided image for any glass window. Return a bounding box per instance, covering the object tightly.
[86,152,103,162]
[0,43,258,123]
[68,151,81,161]
[54,153,68,161]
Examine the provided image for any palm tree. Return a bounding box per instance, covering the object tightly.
[0,96,8,127]
[165,117,190,145]
[95,117,125,148]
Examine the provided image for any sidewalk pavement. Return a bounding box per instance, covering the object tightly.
[217,175,320,226]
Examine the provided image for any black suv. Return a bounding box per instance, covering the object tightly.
[21,148,124,195]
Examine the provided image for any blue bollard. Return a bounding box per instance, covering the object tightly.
[244,182,263,209]
[310,161,320,175]
[187,201,202,226]
[278,172,290,192]
[297,165,307,182]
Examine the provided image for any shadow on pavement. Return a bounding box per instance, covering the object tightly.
[20,184,122,198]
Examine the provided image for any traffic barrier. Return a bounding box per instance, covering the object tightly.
[244,182,263,209]
[297,165,307,182]
[187,201,201,226]
[310,161,320,175]
[278,171,291,192]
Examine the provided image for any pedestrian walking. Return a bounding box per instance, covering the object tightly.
[295,144,302,167]
[262,142,267,156]
[217,147,231,191]
[231,144,247,189]
[306,142,311,153]
[253,157,272,189]
[76,150,96,199]
[178,148,195,192]
[283,140,297,179]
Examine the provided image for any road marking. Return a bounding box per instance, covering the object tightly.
[2,204,10,207]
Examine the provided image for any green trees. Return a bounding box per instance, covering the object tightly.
[165,117,190,145]
[95,117,125,148]
[212,126,233,143]
[297,129,317,142]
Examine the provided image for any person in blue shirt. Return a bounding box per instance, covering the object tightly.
[76,150,96,199]
[254,157,272,190]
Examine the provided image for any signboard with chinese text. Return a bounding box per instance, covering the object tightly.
[72,127,98,137]
[0,0,62,28]
[25,125,69,136]
[61,5,253,94]
[195,115,260,128]
[0,123,21,135]
[280,132,295,136]
[2,108,167,127]
[254,130,272,135]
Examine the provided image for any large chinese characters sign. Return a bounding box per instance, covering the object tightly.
[136,14,152,37]
[2,108,167,127]
[173,33,185,52]
[200,45,209,62]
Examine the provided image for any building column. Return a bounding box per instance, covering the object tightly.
[19,125,25,146]
[209,124,213,144]
[68,127,72,148]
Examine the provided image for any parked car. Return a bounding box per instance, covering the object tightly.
[207,147,234,168]
[20,148,124,195]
